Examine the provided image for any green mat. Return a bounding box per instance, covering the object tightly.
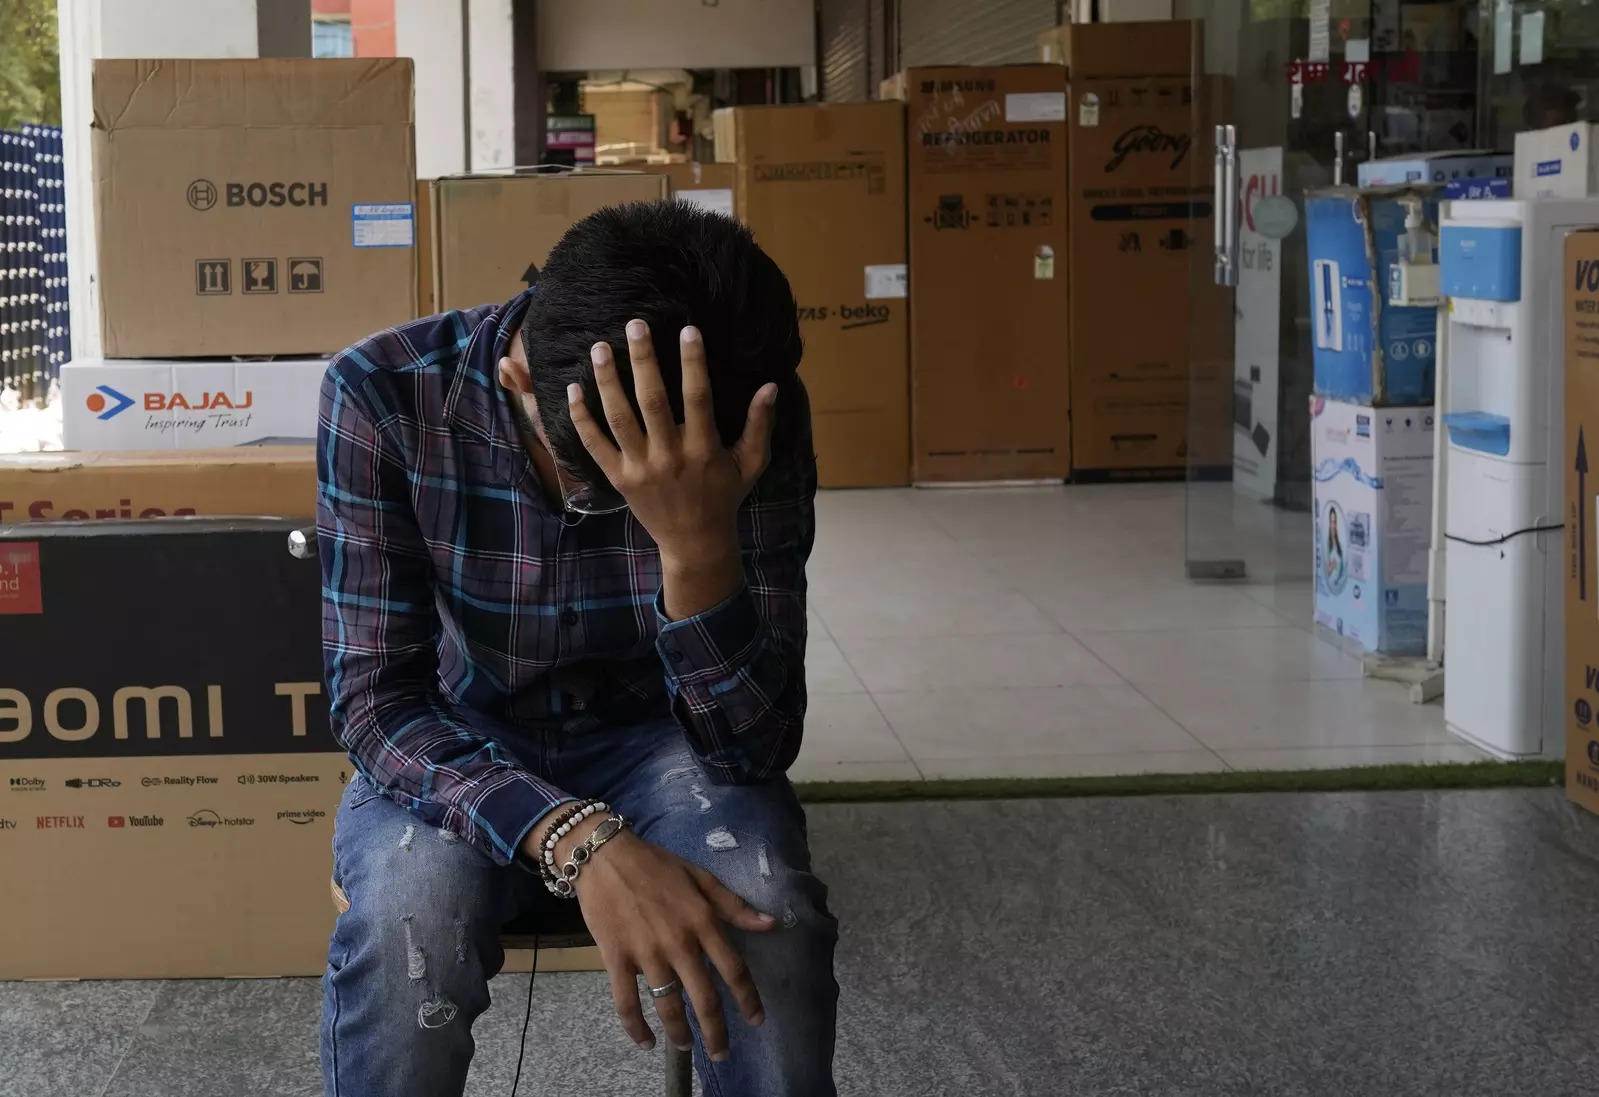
[793,760,1565,804]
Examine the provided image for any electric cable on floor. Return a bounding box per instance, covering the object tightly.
[1443,522,1563,547]
[510,933,539,1097]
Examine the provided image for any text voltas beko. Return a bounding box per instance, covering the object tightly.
[1105,126,1192,172]
[0,682,322,744]
[1575,259,1599,315]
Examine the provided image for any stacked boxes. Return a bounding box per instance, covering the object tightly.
[716,103,910,487]
[896,65,1072,482]
[1305,181,1441,652]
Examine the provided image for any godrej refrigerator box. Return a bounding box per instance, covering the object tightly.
[1305,186,1439,406]
[1311,396,1435,655]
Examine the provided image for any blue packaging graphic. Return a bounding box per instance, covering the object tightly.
[1305,186,1439,406]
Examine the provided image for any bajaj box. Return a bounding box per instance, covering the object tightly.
[716,103,910,487]
[425,171,669,313]
[59,358,326,450]
[1564,229,1599,816]
[892,65,1071,482]
[0,448,317,523]
[1068,22,1228,479]
[92,59,417,358]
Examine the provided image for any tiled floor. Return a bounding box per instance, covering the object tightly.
[791,483,1484,783]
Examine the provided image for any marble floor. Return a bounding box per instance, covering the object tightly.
[792,483,1483,785]
[9,788,1597,1096]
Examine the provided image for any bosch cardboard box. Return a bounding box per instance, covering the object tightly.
[716,103,909,487]
[1305,186,1438,406]
[0,448,317,523]
[425,171,669,313]
[92,59,417,358]
[1067,22,1229,479]
[60,358,326,450]
[1563,228,1599,816]
[1514,123,1599,201]
[893,65,1071,482]
[1310,397,1434,655]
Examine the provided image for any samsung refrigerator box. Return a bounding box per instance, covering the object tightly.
[60,358,326,450]
[92,59,417,357]
[0,519,343,978]
[1514,123,1599,200]
[716,102,910,487]
[1305,186,1439,406]
[1356,150,1510,187]
[890,64,1071,482]
[0,448,317,522]
[422,171,669,313]
[1562,228,1599,816]
[1310,397,1434,655]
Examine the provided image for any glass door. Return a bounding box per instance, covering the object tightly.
[1185,0,1482,595]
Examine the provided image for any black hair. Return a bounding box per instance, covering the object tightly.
[521,200,805,497]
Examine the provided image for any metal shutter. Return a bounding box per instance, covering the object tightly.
[820,0,870,103]
[901,0,1057,68]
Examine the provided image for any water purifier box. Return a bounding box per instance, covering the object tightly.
[1306,188,1440,406]
[1311,397,1435,655]
[1357,151,1509,187]
[1514,123,1599,200]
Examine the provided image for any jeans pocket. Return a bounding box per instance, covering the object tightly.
[345,774,382,810]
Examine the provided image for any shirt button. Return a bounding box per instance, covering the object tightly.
[560,606,579,627]
[666,648,685,664]
[572,697,587,711]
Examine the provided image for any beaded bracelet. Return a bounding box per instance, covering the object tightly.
[545,813,631,898]
[538,799,612,896]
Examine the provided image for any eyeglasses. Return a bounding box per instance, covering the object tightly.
[550,461,629,517]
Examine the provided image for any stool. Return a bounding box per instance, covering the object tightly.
[331,878,694,1095]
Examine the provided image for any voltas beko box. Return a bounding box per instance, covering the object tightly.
[717,103,910,487]
[0,519,341,978]
[894,65,1072,482]
[1564,228,1599,817]
[92,58,418,357]
[426,171,669,312]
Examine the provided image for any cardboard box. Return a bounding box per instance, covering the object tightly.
[1514,123,1599,200]
[717,104,909,487]
[416,177,437,316]
[1304,187,1438,406]
[92,59,417,358]
[1563,228,1599,815]
[1310,397,1435,655]
[1037,26,1072,65]
[425,171,669,312]
[1357,150,1510,188]
[0,520,338,978]
[631,161,737,220]
[0,448,317,523]
[60,358,326,450]
[1067,23,1221,478]
[898,66,1071,482]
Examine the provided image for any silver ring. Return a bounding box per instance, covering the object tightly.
[648,979,682,999]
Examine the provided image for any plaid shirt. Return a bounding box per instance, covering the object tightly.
[316,290,815,866]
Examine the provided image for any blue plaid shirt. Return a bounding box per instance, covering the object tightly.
[316,291,816,865]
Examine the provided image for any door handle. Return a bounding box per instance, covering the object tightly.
[1213,124,1227,284]
[1215,124,1239,287]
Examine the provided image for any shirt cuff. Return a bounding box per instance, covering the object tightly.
[472,769,576,867]
[654,581,762,688]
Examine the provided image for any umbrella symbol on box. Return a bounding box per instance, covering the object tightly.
[289,258,324,293]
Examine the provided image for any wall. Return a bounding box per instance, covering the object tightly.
[395,0,465,178]
[467,0,515,170]
[351,0,397,56]
[537,0,814,71]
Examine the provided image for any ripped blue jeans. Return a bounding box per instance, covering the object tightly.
[319,718,839,1097]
